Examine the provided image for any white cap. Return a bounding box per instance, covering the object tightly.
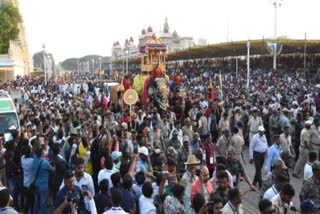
[305,120,313,126]
[8,125,17,130]
[139,146,149,156]
[258,126,265,132]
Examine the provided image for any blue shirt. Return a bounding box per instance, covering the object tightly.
[55,185,86,214]
[265,144,282,173]
[33,155,52,190]
[120,187,137,213]
[190,141,200,155]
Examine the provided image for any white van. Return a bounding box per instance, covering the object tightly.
[0,90,20,141]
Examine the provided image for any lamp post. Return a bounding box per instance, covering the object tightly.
[92,59,95,74]
[47,55,51,81]
[273,0,281,71]
[246,40,250,90]
[125,49,129,74]
[99,57,102,79]
[42,44,47,85]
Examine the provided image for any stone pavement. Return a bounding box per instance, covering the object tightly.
[240,147,303,213]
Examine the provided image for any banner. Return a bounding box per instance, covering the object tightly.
[266,42,283,56]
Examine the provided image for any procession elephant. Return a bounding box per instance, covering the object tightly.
[142,77,170,110]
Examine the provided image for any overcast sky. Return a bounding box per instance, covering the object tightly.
[19,0,320,63]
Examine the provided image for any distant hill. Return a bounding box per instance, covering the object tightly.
[33,51,55,72]
[59,55,110,71]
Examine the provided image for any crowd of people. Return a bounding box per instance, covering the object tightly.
[0,56,320,214]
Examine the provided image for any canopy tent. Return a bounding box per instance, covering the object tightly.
[167,39,320,61]
[114,39,320,64]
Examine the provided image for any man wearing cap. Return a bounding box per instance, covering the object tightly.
[247,107,263,144]
[310,117,320,159]
[135,147,153,178]
[177,136,192,174]
[300,161,320,206]
[111,151,122,173]
[293,121,312,178]
[300,199,320,214]
[166,130,181,151]
[181,155,199,186]
[265,135,282,174]
[249,126,268,189]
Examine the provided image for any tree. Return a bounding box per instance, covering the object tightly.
[0,2,22,54]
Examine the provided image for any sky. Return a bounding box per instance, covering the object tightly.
[19,0,320,63]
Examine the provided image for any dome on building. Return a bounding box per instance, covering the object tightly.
[172,30,178,38]
[141,29,146,35]
[163,17,170,33]
[147,26,153,33]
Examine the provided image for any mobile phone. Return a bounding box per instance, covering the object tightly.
[81,185,88,196]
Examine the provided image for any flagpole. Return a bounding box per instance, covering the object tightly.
[219,71,223,101]
[246,40,250,90]
[304,32,307,81]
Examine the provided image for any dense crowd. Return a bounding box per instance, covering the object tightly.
[0,56,320,214]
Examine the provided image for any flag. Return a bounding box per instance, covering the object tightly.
[209,77,215,101]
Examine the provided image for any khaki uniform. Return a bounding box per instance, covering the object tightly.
[280,133,295,158]
[230,134,244,164]
[216,136,229,157]
[269,114,278,140]
[198,116,208,136]
[293,128,311,175]
[182,125,193,140]
[248,116,263,143]
[310,125,320,159]
[218,118,230,134]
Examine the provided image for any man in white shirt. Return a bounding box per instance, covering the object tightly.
[104,189,128,214]
[263,174,288,200]
[222,187,244,214]
[249,126,268,189]
[304,151,317,180]
[139,182,156,214]
[98,155,115,188]
[59,158,95,212]
[271,183,295,214]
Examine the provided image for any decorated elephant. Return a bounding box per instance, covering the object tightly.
[142,77,170,110]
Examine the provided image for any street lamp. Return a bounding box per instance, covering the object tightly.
[246,40,250,90]
[99,57,102,79]
[42,44,47,85]
[125,49,129,74]
[92,59,95,73]
[273,0,281,71]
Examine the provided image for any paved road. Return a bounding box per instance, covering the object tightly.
[240,147,303,213]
